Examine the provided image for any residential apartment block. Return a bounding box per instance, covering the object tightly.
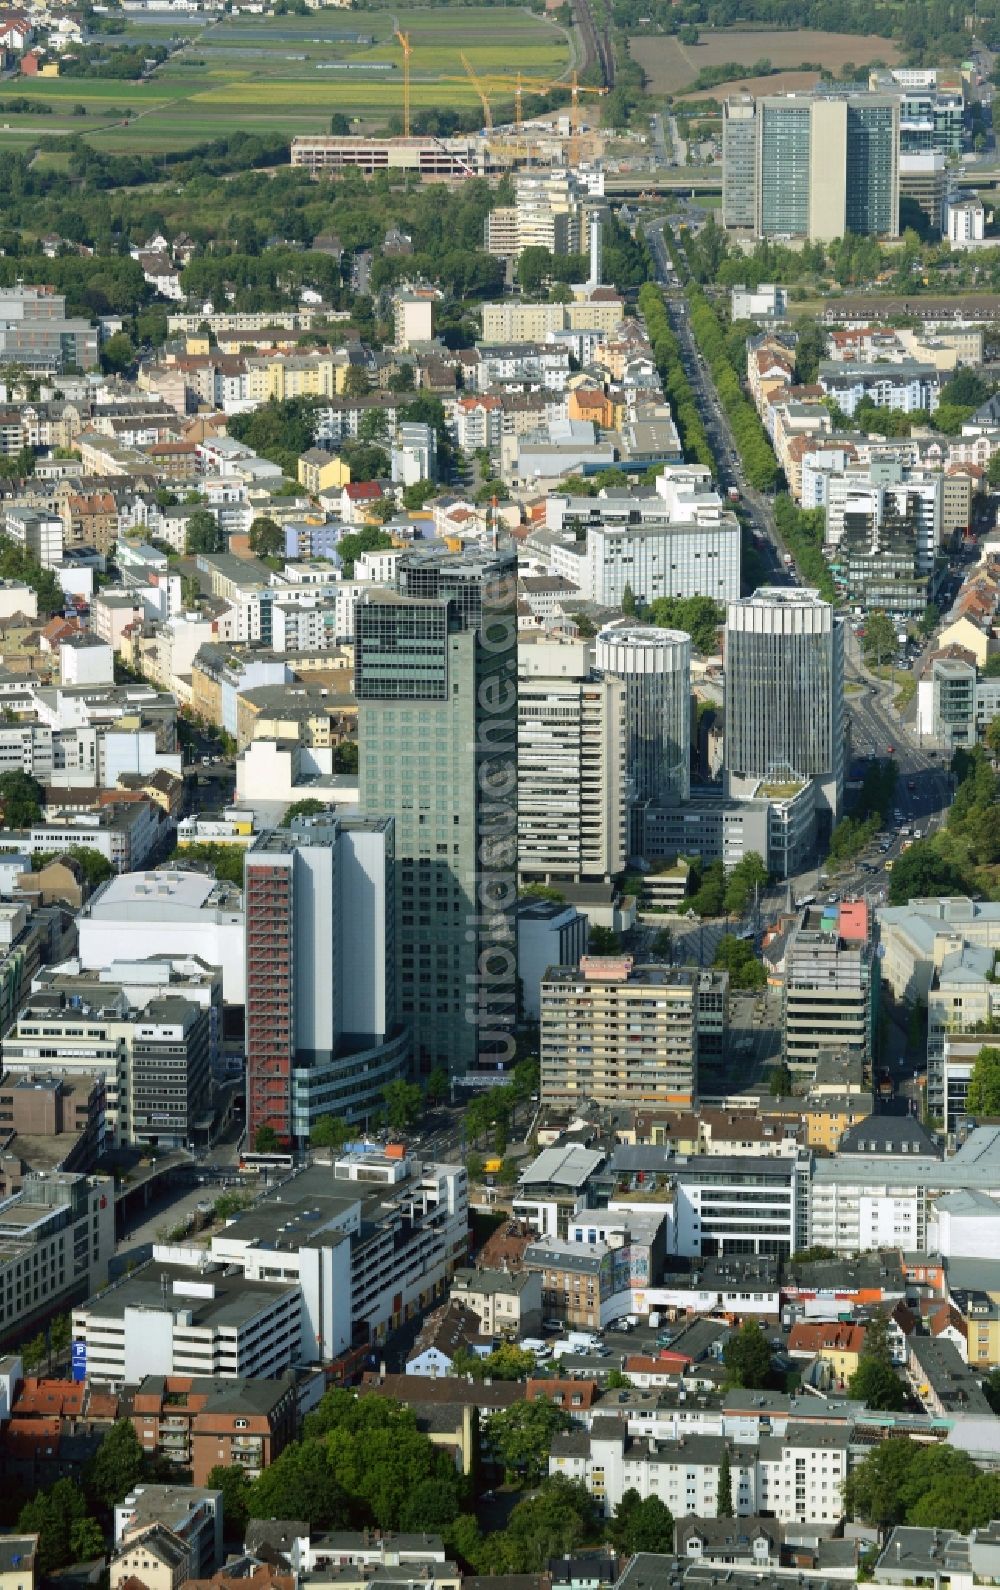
[540,957,700,1111]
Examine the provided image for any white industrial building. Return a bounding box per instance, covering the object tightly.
[78,869,246,1004]
[74,1154,468,1384]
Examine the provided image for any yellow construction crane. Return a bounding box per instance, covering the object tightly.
[395,29,411,138]
[461,51,493,134]
[453,69,607,161]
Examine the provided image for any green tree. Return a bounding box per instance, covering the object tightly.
[336,526,394,577]
[249,515,284,559]
[85,1418,145,1508]
[989,450,1000,489]
[19,1479,90,1572]
[382,1079,423,1131]
[358,408,389,443]
[713,934,766,990]
[399,1478,462,1533]
[605,1368,633,1389]
[919,603,940,638]
[101,330,134,374]
[254,1125,280,1152]
[608,1489,675,1553]
[453,1343,536,1381]
[478,1477,599,1573]
[185,508,222,555]
[0,769,43,827]
[723,1320,772,1389]
[769,1063,793,1098]
[588,925,621,954]
[862,610,898,668]
[206,1464,251,1540]
[848,1356,907,1411]
[484,1399,572,1484]
[689,859,726,917]
[281,798,329,827]
[888,842,971,905]
[717,1449,733,1517]
[426,1067,449,1106]
[70,1517,105,1561]
[342,365,370,398]
[966,1045,1000,1116]
[403,479,438,511]
[310,1114,351,1151]
[646,594,723,654]
[249,1438,348,1527]
[622,582,637,616]
[723,851,768,915]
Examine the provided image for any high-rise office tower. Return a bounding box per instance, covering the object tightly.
[723,587,845,828]
[356,548,518,1077]
[245,812,407,1145]
[722,95,758,231]
[517,636,627,886]
[723,91,899,240]
[596,625,691,852]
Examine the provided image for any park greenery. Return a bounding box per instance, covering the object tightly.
[687,851,768,918]
[889,745,1000,905]
[828,759,898,867]
[845,1438,1000,1532]
[202,1390,624,1575]
[17,1419,147,1570]
[687,291,778,492]
[638,282,714,470]
[0,770,43,828]
[772,495,836,603]
[723,1320,773,1389]
[713,933,767,990]
[645,595,724,655]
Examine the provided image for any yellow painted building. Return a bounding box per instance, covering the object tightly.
[803,1093,874,1152]
[244,354,341,403]
[298,448,351,495]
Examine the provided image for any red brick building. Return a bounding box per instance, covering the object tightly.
[131,1375,297,1487]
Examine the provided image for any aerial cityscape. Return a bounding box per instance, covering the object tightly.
[3,0,1000,1587]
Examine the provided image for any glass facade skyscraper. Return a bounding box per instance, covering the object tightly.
[723,90,899,240]
[723,587,845,826]
[356,549,518,1077]
[758,100,812,238]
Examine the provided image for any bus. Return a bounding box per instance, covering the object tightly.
[238,1151,295,1177]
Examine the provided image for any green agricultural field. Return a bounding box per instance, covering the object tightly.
[0,7,571,152]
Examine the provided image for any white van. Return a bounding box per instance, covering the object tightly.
[519,1338,551,1359]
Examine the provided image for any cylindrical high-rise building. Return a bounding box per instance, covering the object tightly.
[723,586,844,820]
[596,625,691,826]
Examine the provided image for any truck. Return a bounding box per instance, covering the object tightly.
[783,553,793,567]
[648,1310,661,1329]
[566,1330,600,1352]
[727,486,740,502]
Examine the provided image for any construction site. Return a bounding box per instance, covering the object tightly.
[291,32,608,180]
